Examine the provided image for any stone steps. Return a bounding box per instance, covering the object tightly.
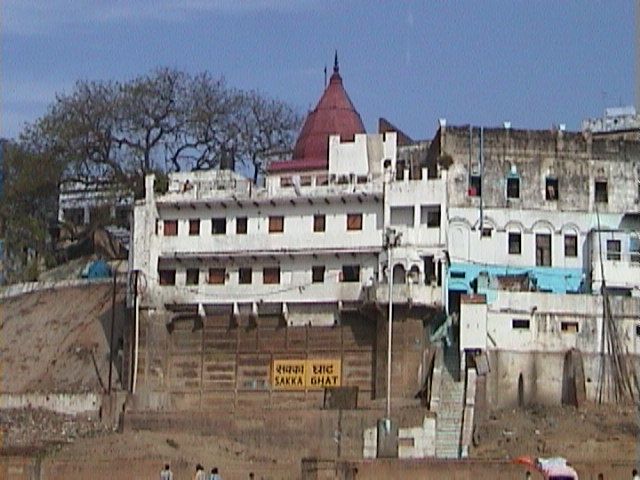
[435,348,465,459]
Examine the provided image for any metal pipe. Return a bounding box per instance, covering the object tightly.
[107,265,117,395]
[386,236,393,420]
[479,126,484,231]
[132,270,140,394]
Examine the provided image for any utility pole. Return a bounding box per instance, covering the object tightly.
[385,227,401,421]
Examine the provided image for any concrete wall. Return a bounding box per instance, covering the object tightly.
[460,292,640,408]
[0,278,113,300]
[132,309,381,411]
[0,393,101,416]
[434,125,640,214]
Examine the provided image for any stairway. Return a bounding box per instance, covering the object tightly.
[435,348,465,459]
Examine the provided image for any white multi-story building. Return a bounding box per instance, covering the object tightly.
[131,130,447,325]
[126,60,448,418]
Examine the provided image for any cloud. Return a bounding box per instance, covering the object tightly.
[3,0,318,35]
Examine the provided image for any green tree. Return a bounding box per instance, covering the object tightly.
[0,142,65,281]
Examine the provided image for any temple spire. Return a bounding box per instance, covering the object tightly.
[333,50,339,74]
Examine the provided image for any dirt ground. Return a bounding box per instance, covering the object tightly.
[0,284,125,393]
[471,402,639,464]
[1,402,638,479]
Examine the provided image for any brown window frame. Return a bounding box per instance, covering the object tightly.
[269,216,284,233]
[186,268,199,285]
[263,267,280,284]
[208,268,226,285]
[313,214,326,232]
[189,219,200,236]
[164,220,178,236]
[346,213,363,231]
[236,217,248,235]
[158,269,176,285]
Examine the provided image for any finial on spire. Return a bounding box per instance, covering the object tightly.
[333,50,339,74]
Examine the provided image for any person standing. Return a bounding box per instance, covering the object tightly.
[194,464,207,480]
[160,464,173,480]
[210,466,222,480]
[632,468,640,480]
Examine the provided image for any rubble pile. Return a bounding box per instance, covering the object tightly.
[0,408,111,451]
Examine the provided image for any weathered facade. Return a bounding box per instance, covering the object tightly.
[127,63,446,418]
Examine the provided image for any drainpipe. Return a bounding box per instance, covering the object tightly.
[479,127,484,232]
[131,270,140,394]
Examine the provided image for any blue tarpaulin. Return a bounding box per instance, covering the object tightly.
[83,259,112,279]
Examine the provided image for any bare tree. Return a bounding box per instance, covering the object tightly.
[19,67,301,193]
[114,68,189,178]
[236,91,302,183]
[23,80,123,185]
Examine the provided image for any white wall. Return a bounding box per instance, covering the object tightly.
[449,207,624,269]
[462,291,640,355]
[590,230,640,293]
[460,301,487,350]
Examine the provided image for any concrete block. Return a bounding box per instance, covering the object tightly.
[363,427,377,459]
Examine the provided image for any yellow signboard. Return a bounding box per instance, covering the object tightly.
[272,359,306,390]
[306,359,341,389]
[272,359,341,390]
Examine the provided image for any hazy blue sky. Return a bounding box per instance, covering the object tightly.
[1,1,634,140]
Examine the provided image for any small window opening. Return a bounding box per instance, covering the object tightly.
[186,268,199,285]
[561,321,579,333]
[506,177,520,199]
[212,218,226,234]
[564,234,577,257]
[312,266,325,283]
[239,268,252,284]
[595,180,608,203]
[269,216,284,233]
[263,267,280,284]
[512,319,530,329]
[208,268,225,285]
[546,177,559,201]
[341,265,360,282]
[346,213,363,231]
[189,219,200,236]
[469,175,482,197]
[314,215,326,232]
[236,217,247,234]
[508,232,521,254]
[606,239,621,261]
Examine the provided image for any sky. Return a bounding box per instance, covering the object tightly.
[1,1,635,141]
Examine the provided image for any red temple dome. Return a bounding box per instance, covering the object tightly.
[269,54,365,173]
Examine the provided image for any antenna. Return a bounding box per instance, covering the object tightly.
[324,64,327,88]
